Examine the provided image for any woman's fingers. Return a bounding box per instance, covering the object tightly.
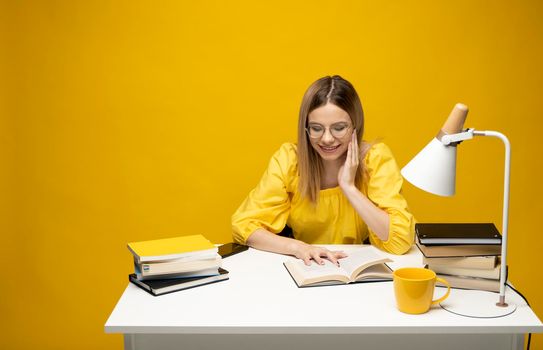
[352,131,358,165]
[345,140,352,167]
[300,247,349,267]
[334,250,349,259]
[351,129,356,164]
[300,248,323,266]
[322,248,349,266]
[302,255,312,266]
[329,251,348,266]
[314,248,336,265]
[311,251,324,265]
[324,250,339,266]
[356,134,359,164]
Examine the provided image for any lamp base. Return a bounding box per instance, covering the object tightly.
[439,289,517,318]
[496,295,508,307]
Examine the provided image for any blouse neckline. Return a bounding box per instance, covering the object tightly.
[319,186,342,196]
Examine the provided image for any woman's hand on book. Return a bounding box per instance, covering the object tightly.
[293,243,348,266]
[246,229,347,267]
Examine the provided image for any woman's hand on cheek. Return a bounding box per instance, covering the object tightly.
[338,131,359,190]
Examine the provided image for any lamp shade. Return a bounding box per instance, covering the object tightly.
[400,138,457,196]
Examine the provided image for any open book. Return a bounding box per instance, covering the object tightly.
[283,246,393,287]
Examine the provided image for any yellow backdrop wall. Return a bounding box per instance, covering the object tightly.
[2,1,542,349]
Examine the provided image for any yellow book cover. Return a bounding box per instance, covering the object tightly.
[128,235,217,262]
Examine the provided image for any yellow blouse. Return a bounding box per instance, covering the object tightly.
[231,142,415,254]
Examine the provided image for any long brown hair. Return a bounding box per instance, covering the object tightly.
[297,75,365,203]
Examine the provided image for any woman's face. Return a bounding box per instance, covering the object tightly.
[307,102,353,163]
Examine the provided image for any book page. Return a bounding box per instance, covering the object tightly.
[337,246,392,280]
[291,259,348,279]
[354,264,393,281]
[284,259,350,286]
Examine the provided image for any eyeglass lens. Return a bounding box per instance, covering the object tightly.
[307,123,351,138]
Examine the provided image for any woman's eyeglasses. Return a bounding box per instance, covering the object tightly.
[306,122,352,139]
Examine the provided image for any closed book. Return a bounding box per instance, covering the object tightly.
[128,234,217,263]
[129,268,229,296]
[416,223,501,245]
[422,255,497,270]
[416,237,501,258]
[137,255,222,278]
[134,263,220,281]
[436,273,501,293]
[142,250,219,264]
[428,263,501,279]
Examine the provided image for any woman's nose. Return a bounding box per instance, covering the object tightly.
[321,128,335,144]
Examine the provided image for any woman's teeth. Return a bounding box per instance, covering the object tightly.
[319,145,340,152]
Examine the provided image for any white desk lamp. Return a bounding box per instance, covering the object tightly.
[401,103,516,317]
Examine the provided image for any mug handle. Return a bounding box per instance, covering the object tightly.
[431,277,451,305]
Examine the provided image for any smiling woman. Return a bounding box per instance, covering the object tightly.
[231,75,415,265]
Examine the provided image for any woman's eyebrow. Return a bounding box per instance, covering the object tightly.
[316,123,349,127]
[308,121,349,125]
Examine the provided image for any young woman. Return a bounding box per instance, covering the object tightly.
[232,75,415,266]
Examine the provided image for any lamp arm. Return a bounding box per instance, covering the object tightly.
[441,128,475,145]
[474,130,511,306]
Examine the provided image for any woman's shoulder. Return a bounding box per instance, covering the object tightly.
[363,141,396,168]
[269,142,298,177]
[277,142,298,154]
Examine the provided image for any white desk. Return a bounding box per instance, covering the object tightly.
[105,246,543,350]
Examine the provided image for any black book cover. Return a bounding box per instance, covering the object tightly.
[129,268,229,296]
[416,223,502,245]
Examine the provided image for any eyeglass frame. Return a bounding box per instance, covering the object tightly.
[305,122,354,139]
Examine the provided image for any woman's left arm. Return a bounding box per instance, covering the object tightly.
[341,186,390,241]
[338,132,390,240]
[338,133,415,254]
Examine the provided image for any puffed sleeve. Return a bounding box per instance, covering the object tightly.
[364,143,415,254]
[231,143,296,244]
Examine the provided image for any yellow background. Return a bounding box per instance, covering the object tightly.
[2,1,542,349]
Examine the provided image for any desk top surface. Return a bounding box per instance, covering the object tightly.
[105,245,543,334]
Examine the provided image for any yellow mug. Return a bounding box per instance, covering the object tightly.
[393,267,451,314]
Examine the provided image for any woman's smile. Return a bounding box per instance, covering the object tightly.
[318,144,341,153]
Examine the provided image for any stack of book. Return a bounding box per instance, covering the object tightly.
[415,223,503,292]
[127,234,229,296]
